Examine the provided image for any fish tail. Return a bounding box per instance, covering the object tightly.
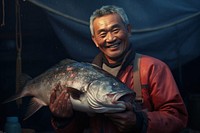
[2,90,28,104]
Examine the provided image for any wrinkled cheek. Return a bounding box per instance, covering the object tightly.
[94,38,105,48]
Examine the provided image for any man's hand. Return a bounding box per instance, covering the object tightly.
[105,102,136,132]
[49,83,73,118]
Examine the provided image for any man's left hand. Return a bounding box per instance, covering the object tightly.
[105,102,136,132]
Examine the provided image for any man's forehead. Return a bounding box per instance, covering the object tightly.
[93,14,123,29]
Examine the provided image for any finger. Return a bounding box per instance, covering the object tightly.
[60,95,73,117]
[54,90,68,108]
[61,87,69,94]
[125,102,133,111]
[50,89,56,104]
[60,92,70,110]
[107,116,127,132]
[55,83,63,97]
[50,91,69,117]
[105,113,122,126]
[105,112,122,119]
[50,83,62,104]
[57,93,73,117]
[53,82,61,91]
[109,118,124,131]
[67,96,73,113]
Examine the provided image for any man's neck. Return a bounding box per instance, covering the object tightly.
[103,44,132,67]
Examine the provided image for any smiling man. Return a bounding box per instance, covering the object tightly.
[91,13,131,63]
[50,5,188,133]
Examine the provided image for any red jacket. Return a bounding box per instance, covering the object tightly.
[118,54,188,133]
[52,53,188,133]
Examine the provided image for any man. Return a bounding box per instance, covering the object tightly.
[50,5,188,133]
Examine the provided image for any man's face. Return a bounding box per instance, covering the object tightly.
[92,13,131,63]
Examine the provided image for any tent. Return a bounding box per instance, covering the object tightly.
[26,0,200,69]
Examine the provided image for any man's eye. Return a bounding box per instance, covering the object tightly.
[113,28,119,33]
[100,33,106,38]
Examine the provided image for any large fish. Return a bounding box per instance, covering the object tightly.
[3,59,135,119]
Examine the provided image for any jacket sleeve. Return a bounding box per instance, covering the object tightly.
[141,57,188,133]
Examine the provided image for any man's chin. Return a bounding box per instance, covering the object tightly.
[107,53,123,60]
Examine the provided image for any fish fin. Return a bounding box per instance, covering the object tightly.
[67,87,84,100]
[23,97,44,120]
[2,92,26,104]
[18,73,32,88]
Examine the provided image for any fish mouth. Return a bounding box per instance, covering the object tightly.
[116,93,135,103]
[87,91,135,113]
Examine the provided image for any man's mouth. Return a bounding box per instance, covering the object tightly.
[105,42,121,48]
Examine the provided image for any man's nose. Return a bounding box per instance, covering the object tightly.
[106,32,116,42]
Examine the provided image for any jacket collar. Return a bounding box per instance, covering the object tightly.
[92,44,135,71]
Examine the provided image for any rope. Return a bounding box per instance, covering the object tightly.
[1,0,5,27]
[132,12,200,33]
[25,0,89,26]
[16,0,23,107]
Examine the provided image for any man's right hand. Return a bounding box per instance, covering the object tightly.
[49,83,74,118]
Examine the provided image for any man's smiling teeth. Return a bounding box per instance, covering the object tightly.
[107,43,120,48]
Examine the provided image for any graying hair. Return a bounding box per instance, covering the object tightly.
[90,5,129,36]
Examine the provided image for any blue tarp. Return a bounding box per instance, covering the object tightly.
[0,1,199,131]
[26,0,200,69]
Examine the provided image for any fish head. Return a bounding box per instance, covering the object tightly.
[87,77,135,113]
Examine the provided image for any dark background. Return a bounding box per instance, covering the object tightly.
[0,0,200,132]
[0,1,68,132]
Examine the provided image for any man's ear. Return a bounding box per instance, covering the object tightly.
[92,36,99,47]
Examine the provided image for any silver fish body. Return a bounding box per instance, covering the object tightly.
[4,59,135,119]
